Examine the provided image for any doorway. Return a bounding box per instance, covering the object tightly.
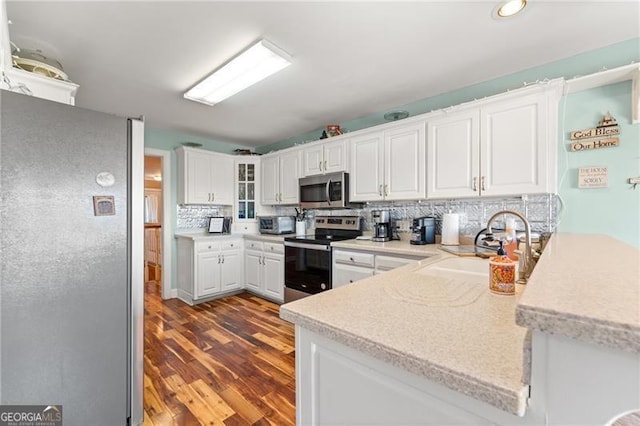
[144,148,172,299]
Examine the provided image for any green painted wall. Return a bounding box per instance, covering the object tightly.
[258,37,639,153]
[557,81,640,247]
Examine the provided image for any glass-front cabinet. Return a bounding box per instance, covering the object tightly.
[234,158,260,233]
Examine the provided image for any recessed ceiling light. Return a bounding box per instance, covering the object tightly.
[495,0,527,18]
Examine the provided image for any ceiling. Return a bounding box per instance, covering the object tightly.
[5,1,639,148]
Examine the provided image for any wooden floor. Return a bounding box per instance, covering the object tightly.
[143,281,296,425]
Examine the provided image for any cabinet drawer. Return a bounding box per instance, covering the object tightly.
[245,240,263,251]
[195,241,220,253]
[221,240,241,251]
[334,250,375,268]
[333,263,374,288]
[263,242,284,254]
[376,255,418,272]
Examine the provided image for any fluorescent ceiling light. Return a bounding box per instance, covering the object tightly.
[184,39,291,106]
[496,0,527,18]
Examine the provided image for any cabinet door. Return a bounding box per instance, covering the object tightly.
[349,132,384,202]
[480,92,548,196]
[196,251,221,297]
[261,155,279,205]
[210,154,234,205]
[244,250,262,293]
[279,150,300,204]
[384,123,426,201]
[332,263,374,288]
[186,151,214,204]
[220,250,242,291]
[263,253,284,302]
[427,111,480,199]
[302,145,324,177]
[323,139,347,174]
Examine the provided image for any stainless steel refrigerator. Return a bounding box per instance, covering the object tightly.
[0,90,144,425]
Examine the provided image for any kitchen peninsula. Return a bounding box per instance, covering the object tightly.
[280,233,640,425]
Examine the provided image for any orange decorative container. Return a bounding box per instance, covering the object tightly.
[489,242,516,295]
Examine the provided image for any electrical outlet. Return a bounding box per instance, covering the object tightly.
[629,177,640,184]
[396,220,411,232]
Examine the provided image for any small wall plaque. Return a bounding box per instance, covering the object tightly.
[570,137,619,152]
[578,167,608,189]
[93,195,116,216]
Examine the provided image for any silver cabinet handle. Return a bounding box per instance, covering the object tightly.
[319,161,323,171]
[208,245,212,249]
[379,185,383,196]
[384,184,388,197]
[473,177,477,191]
[212,193,215,202]
[262,256,266,266]
[230,243,234,247]
[275,192,278,202]
[481,176,486,191]
[324,160,327,171]
[350,257,355,262]
[349,280,353,283]
[217,254,221,264]
[222,255,225,264]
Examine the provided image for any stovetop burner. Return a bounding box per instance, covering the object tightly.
[284,216,362,245]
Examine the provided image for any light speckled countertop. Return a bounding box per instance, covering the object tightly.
[174,230,242,241]
[516,233,640,353]
[330,238,440,257]
[280,252,530,416]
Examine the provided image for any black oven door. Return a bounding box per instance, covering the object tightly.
[284,242,332,294]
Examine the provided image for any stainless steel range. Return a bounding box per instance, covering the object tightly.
[284,216,362,302]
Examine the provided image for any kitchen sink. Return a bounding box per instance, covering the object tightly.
[384,256,490,307]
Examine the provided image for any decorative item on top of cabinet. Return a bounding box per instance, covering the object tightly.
[177,147,234,205]
[302,138,347,177]
[426,81,562,199]
[261,149,301,205]
[349,122,426,202]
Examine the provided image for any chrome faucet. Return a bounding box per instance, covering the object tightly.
[485,210,534,284]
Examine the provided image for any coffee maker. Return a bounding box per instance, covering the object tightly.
[410,216,436,245]
[372,210,393,242]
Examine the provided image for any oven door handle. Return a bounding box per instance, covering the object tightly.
[325,179,332,206]
[284,241,331,251]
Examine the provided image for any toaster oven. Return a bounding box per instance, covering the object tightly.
[259,216,295,234]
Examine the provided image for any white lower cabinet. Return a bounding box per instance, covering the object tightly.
[333,249,421,287]
[177,237,243,305]
[244,241,285,302]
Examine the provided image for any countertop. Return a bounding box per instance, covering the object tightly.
[516,233,640,353]
[280,252,530,416]
[174,230,242,241]
[330,239,440,258]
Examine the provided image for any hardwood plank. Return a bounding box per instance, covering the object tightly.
[143,282,296,425]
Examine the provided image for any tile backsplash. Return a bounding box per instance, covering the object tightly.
[177,205,232,229]
[275,194,559,237]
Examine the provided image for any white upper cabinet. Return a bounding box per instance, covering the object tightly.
[480,92,550,196]
[177,147,234,205]
[261,149,301,205]
[427,110,480,199]
[302,139,348,177]
[384,123,426,201]
[349,122,426,202]
[349,132,385,202]
[426,83,560,199]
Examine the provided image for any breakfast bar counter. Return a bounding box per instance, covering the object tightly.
[280,233,640,425]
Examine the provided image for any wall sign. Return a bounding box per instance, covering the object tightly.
[569,112,620,152]
[570,137,619,151]
[578,166,608,189]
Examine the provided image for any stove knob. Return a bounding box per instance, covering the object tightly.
[321,283,327,290]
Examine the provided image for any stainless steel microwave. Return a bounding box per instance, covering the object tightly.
[299,171,351,209]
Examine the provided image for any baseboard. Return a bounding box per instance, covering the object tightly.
[167,288,178,299]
